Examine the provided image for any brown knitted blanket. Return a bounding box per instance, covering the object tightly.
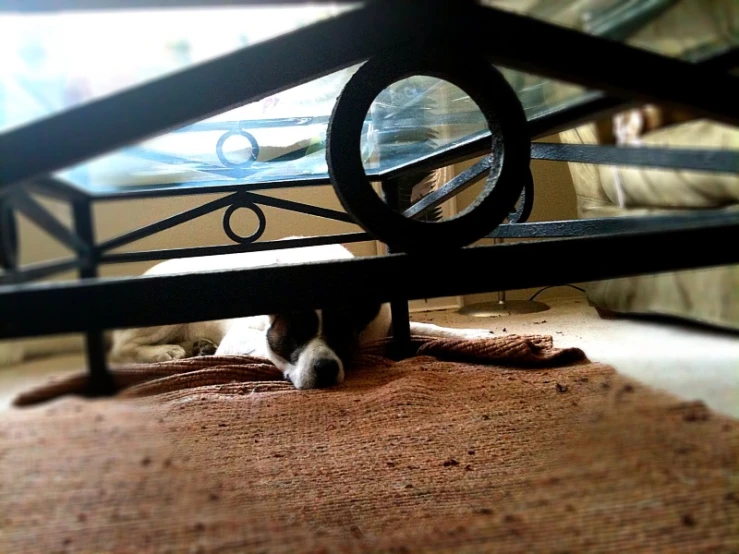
[13,334,585,407]
[2,334,737,553]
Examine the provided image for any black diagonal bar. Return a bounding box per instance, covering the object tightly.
[469,6,738,125]
[403,156,492,219]
[0,2,430,188]
[403,139,737,222]
[10,192,90,255]
[100,232,371,265]
[380,48,738,182]
[243,192,356,224]
[98,191,248,252]
[0,221,737,340]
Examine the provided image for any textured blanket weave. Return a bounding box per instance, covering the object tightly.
[1,334,737,553]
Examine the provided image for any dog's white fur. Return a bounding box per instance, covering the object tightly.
[110,240,492,388]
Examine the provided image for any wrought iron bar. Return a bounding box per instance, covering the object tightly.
[0,1,436,188]
[488,210,739,239]
[396,140,738,216]
[99,191,249,252]
[379,48,738,181]
[9,191,90,255]
[100,232,371,265]
[403,156,492,220]
[401,138,738,223]
[531,143,739,173]
[0,198,18,270]
[470,6,739,125]
[243,192,356,224]
[72,198,115,396]
[381,180,411,355]
[1,222,737,340]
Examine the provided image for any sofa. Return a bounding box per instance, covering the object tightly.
[559,115,738,331]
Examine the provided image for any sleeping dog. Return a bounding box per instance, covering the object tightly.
[110,240,492,389]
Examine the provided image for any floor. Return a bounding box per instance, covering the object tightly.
[415,296,739,419]
[1,296,738,418]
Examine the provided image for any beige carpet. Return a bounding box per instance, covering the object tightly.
[1,335,737,553]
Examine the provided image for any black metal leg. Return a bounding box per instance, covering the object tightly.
[84,331,112,395]
[0,195,18,271]
[381,181,412,356]
[390,298,411,351]
[72,198,115,396]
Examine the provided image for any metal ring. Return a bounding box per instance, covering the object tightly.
[507,169,535,224]
[222,201,267,244]
[216,128,260,168]
[0,200,18,270]
[327,45,531,254]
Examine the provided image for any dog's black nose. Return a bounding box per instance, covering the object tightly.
[313,358,340,387]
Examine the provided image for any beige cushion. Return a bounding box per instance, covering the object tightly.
[585,266,739,331]
[598,121,739,209]
[553,0,739,330]
[579,204,739,331]
[559,124,614,218]
[559,123,739,331]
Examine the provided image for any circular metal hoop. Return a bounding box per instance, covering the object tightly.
[222,201,267,244]
[507,168,535,224]
[216,128,260,168]
[327,45,531,253]
[0,200,18,270]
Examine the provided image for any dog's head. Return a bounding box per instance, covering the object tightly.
[264,303,383,389]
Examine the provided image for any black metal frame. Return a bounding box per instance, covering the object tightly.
[0,0,737,396]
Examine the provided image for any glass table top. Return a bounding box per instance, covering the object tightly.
[1,0,736,198]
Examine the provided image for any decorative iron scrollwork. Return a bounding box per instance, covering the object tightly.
[216,126,260,168]
[222,200,267,244]
[327,45,531,254]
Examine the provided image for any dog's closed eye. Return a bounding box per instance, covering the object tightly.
[267,311,320,363]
